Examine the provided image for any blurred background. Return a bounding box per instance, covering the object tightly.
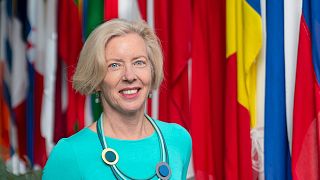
[1,0,319,179]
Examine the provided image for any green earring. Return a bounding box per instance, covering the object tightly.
[95,92,100,103]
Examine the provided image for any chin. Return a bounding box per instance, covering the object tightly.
[119,103,145,114]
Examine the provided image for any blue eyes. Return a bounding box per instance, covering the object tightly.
[133,60,146,67]
[109,63,120,68]
[108,60,147,70]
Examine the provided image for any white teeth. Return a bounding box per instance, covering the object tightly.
[122,89,138,95]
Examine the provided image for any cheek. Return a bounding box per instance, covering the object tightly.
[101,81,120,104]
[103,71,123,85]
[101,75,119,94]
[140,71,152,86]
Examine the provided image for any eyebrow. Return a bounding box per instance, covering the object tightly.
[106,58,123,62]
[106,55,148,62]
[132,56,148,60]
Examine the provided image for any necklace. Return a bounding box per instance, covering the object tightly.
[96,114,171,180]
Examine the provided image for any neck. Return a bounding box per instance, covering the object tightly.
[101,109,153,140]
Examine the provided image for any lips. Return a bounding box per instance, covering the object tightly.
[119,87,141,98]
[121,89,138,95]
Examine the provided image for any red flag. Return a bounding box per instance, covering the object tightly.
[55,0,85,139]
[104,0,118,20]
[191,0,226,178]
[292,1,320,177]
[137,0,147,21]
[154,0,191,128]
[0,62,10,160]
[33,71,47,167]
[53,58,66,143]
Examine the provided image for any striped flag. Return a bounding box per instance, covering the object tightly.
[264,0,292,178]
[0,0,22,174]
[225,0,262,179]
[292,0,320,178]
[284,0,303,155]
[10,1,29,167]
[253,0,266,178]
[16,0,39,167]
[26,0,48,167]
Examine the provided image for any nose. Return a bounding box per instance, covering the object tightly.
[122,64,136,82]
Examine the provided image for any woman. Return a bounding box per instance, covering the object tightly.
[43,19,192,180]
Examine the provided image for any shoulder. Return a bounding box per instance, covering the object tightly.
[47,128,95,160]
[45,138,76,163]
[155,120,192,152]
[42,138,81,179]
[155,120,192,169]
[43,129,91,179]
[155,120,191,141]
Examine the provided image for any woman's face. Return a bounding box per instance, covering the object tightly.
[100,33,152,114]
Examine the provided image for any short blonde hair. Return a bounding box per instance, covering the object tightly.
[72,19,163,95]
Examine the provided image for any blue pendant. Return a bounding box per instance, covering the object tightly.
[156,162,171,179]
[101,148,119,165]
[97,114,171,179]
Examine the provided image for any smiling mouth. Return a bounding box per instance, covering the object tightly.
[119,88,141,95]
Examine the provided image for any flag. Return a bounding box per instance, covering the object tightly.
[10,0,29,166]
[104,0,118,20]
[155,0,191,128]
[0,0,11,162]
[16,0,38,167]
[0,0,23,174]
[192,0,225,178]
[26,0,48,167]
[225,0,262,179]
[40,0,58,156]
[82,0,104,122]
[54,0,85,141]
[292,0,320,178]
[284,0,303,154]
[0,71,10,161]
[85,0,104,39]
[253,0,267,179]
[137,0,147,21]
[264,0,292,178]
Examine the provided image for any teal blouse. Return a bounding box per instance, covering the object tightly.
[42,120,192,180]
